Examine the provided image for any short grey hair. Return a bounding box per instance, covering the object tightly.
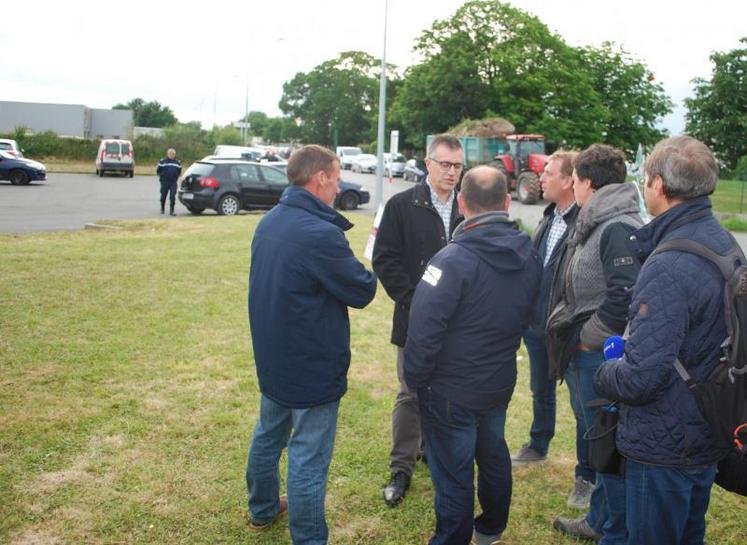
[645,136,718,200]
[427,134,462,158]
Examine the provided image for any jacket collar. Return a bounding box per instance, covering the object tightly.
[572,183,640,244]
[452,211,513,239]
[631,196,713,260]
[279,185,353,231]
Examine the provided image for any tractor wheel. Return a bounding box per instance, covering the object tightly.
[517,172,540,204]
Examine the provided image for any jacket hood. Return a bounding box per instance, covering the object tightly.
[573,183,641,244]
[279,185,353,231]
[630,196,714,260]
[453,211,535,272]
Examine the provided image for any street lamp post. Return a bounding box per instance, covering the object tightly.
[374,0,389,211]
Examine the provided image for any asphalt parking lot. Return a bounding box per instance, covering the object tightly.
[0,170,547,234]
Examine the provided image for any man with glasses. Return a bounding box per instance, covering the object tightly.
[373,134,463,507]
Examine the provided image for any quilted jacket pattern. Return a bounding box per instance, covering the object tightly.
[595,197,731,467]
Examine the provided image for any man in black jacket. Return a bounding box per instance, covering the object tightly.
[510,152,590,507]
[156,148,181,216]
[404,165,541,545]
[372,134,463,506]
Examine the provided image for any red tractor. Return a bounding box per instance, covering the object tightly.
[492,134,548,204]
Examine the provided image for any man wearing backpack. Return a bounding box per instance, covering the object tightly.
[595,136,732,544]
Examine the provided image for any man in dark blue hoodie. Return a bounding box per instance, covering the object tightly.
[595,136,731,544]
[246,145,377,544]
[404,165,541,545]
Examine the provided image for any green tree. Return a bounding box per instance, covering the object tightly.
[685,38,747,170]
[113,98,178,128]
[392,1,671,152]
[279,51,394,146]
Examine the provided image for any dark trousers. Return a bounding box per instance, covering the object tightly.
[524,329,557,455]
[420,388,511,545]
[160,180,177,209]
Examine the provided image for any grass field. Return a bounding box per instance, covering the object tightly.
[42,160,157,176]
[712,178,747,214]
[1,215,744,544]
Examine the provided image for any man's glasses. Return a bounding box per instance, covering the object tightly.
[429,158,463,172]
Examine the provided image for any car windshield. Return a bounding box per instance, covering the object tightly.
[358,154,376,161]
[184,162,215,177]
[0,143,12,150]
[392,154,406,162]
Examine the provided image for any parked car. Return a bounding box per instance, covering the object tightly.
[351,154,378,173]
[270,162,369,211]
[0,138,23,158]
[384,153,406,177]
[403,158,426,182]
[178,159,370,215]
[213,145,264,161]
[96,139,134,177]
[336,146,363,170]
[0,151,46,185]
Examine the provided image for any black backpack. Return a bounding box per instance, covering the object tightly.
[650,237,747,461]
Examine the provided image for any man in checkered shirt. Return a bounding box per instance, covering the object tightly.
[510,152,589,508]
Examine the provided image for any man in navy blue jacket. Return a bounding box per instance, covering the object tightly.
[595,136,729,545]
[246,145,377,544]
[156,148,181,215]
[404,165,541,545]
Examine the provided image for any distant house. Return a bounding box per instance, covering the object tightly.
[0,100,133,139]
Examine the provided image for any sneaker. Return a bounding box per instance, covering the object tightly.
[567,476,594,509]
[511,443,547,466]
[553,516,601,542]
[248,495,288,530]
[383,471,411,506]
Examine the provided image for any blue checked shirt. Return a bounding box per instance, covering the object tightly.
[544,202,576,265]
[427,178,455,239]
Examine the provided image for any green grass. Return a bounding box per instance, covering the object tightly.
[712,178,747,214]
[1,216,744,545]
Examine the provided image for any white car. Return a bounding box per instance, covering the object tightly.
[336,146,362,170]
[384,153,406,177]
[351,154,378,173]
[0,138,23,158]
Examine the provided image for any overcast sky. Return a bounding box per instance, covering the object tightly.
[1,0,744,136]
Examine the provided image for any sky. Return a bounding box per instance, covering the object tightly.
[1,0,745,136]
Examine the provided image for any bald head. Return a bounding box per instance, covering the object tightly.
[459,165,509,218]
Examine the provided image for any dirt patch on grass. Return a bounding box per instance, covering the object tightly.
[10,529,63,545]
[35,470,92,492]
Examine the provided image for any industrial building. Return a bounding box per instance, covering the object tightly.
[0,101,133,139]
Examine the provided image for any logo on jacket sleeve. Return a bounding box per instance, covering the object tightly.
[422,264,443,287]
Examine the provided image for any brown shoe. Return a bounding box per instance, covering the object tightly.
[248,495,288,530]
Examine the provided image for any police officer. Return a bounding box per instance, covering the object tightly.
[157,148,181,216]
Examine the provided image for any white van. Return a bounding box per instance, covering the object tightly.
[96,139,134,177]
[336,146,363,170]
[213,145,264,161]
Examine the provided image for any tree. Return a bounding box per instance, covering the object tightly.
[579,43,671,157]
[391,1,671,153]
[113,98,178,128]
[279,51,395,146]
[686,38,747,170]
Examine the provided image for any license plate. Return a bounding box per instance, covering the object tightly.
[182,193,194,200]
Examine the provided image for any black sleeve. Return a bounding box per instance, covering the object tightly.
[372,197,415,308]
[596,221,641,332]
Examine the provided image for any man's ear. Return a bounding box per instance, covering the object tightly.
[457,192,467,216]
[503,194,511,212]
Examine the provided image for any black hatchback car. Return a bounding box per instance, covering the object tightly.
[178,159,369,215]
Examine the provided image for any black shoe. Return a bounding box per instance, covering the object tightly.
[160,208,165,214]
[553,516,601,542]
[383,471,411,506]
[169,210,176,216]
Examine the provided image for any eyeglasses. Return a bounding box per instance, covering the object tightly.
[429,158,463,172]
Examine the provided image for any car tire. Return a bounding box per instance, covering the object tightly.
[186,206,204,215]
[217,194,240,216]
[339,191,360,211]
[9,169,29,185]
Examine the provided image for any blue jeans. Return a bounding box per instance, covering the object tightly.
[626,459,716,545]
[524,330,557,456]
[420,388,512,545]
[246,394,339,545]
[566,350,626,545]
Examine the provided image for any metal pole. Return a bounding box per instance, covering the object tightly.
[374,0,388,211]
